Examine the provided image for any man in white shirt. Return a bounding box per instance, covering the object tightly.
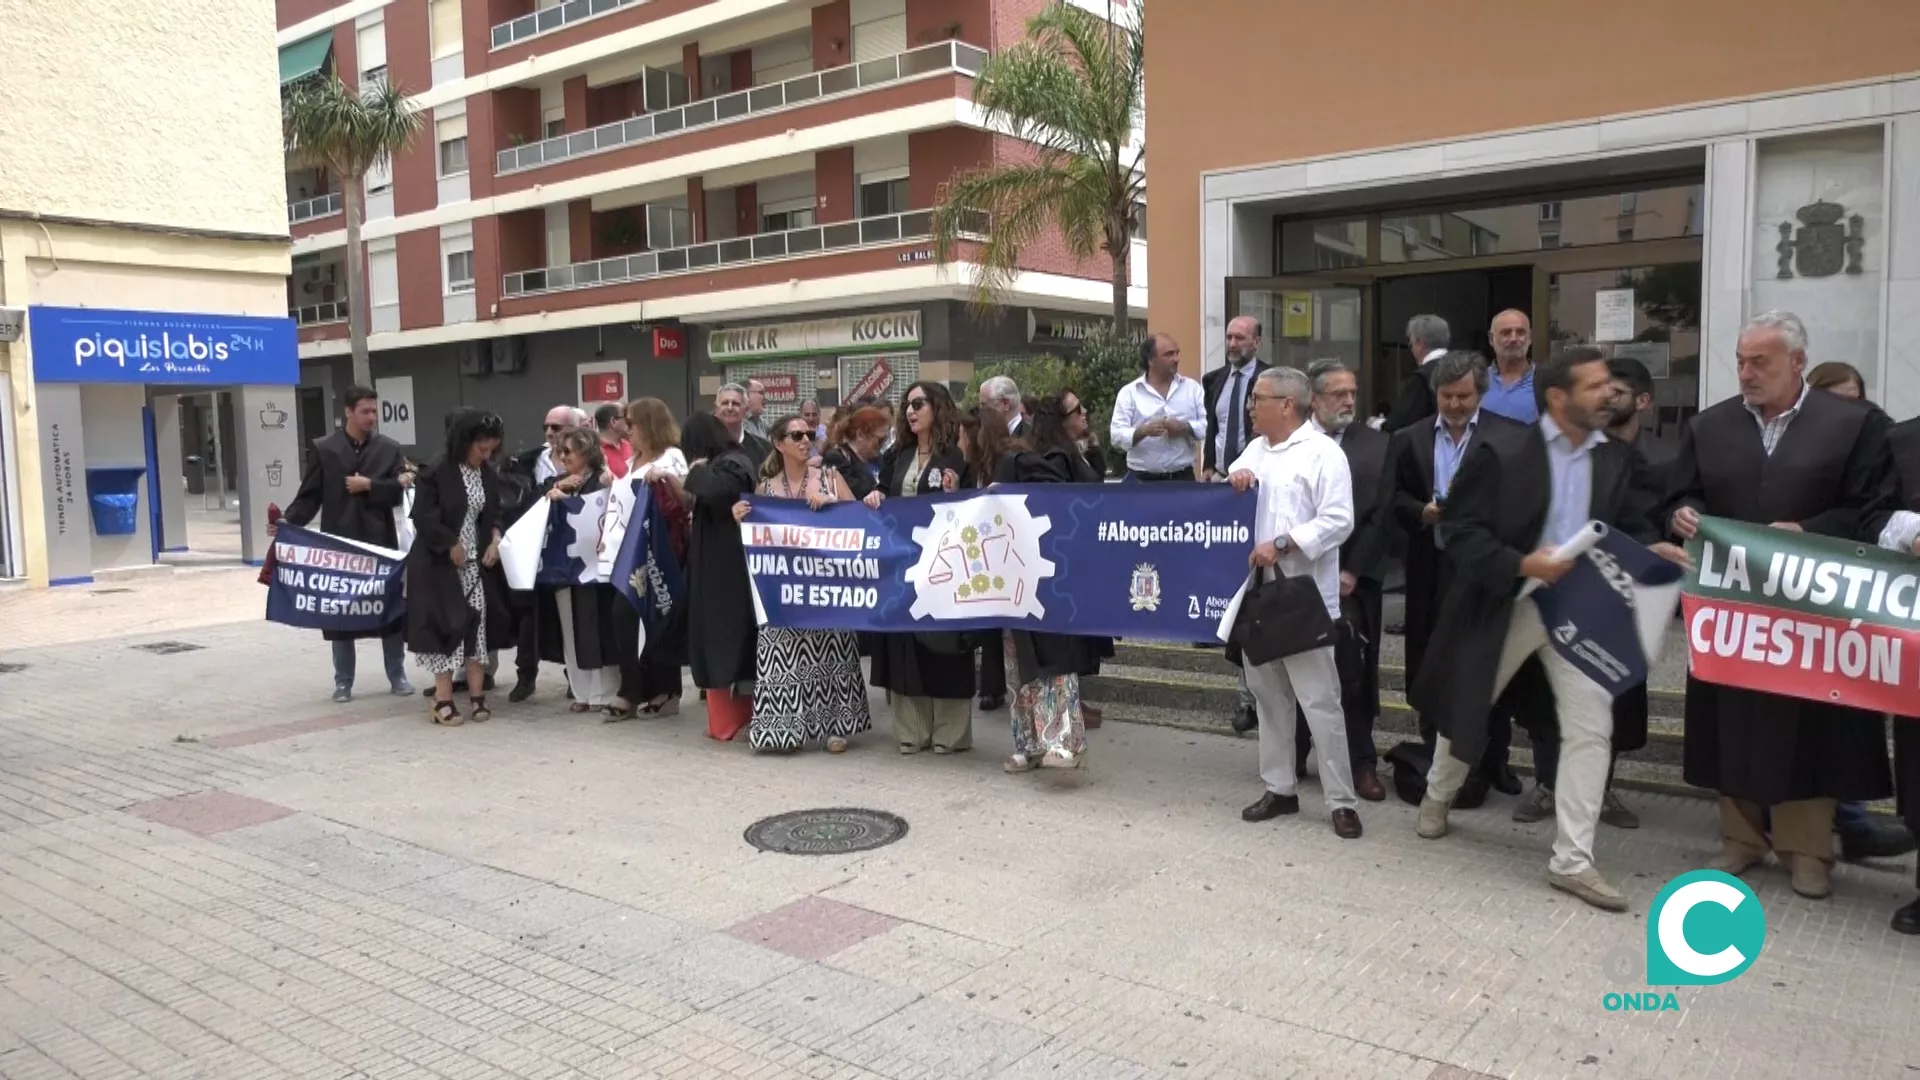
[1111,333,1207,481]
[1228,367,1362,839]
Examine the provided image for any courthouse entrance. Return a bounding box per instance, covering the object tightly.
[1226,174,1705,454]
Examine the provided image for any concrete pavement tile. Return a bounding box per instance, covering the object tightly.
[606,932,804,1009]
[815,997,1046,1079]
[458,884,625,944]
[529,907,702,976]
[382,863,546,915]
[709,964,921,1047]
[126,790,294,837]
[826,922,1012,996]
[268,824,470,894]
[988,1040,1175,1080]
[727,896,901,962]
[217,811,351,855]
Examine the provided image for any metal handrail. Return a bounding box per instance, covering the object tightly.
[495,41,987,176]
[288,192,343,224]
[492,0,644,50]
[503,208,987,298]
[291,301,349,325]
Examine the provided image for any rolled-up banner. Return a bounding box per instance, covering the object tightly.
[1531,521,1684,698]
[1683,514,1920,713]
[742,483,1256,641]
[264,524,406,632]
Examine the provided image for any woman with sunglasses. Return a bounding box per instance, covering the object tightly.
[408,408,510,726]
[682,412,760,740]
[994,392,1105,770]
[538,428,621,714]
[870,381,976,755]
[731,415,873,753]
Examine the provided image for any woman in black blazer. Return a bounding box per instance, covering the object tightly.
[869,381,975,754]
[408,409,511,726]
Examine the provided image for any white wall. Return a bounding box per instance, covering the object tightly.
[1,0,286,238]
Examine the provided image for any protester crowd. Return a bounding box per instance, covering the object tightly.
[282,309,1920,933]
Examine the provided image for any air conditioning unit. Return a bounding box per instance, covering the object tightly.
[490,336,527,375]
[458,340,491,377]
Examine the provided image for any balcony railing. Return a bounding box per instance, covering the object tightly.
[495,41,987,176]
[292,301,349,326]
[503,208,986,298]
[289,192,343,224]
[492,0,643,50]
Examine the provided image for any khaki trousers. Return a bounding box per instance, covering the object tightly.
[893,695,973,752]
[1720,797,1836,864]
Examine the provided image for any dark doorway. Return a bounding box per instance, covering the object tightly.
[1372,267,1532,414]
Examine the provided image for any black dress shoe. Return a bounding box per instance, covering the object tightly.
[1840,817,1918,861]
[1229,706,1257,735]
[1893,897,1920,935]
[1331,808,1363,839]
[978,694,1006,711]
[508,678,536,704]
[1241,791,1299,822]
[1486,766,1523,797]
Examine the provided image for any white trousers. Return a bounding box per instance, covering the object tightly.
[555,588,619,708]
[1426,597,1613,875]
[1249,645,1357,811]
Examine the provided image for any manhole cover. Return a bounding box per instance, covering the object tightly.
[744,808,907,855]
[0,663,25,675]
[132,641,204,655]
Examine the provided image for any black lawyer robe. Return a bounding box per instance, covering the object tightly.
[405,459,510,659]
[685,450,759,692]
[1665,390,1895,804]
[1409,418,1661,768]
[868,443,976,700]
[1295,420,1390,764]
[994,445,1108,686]
[283,429,405,641]
[1879,417,1920,886]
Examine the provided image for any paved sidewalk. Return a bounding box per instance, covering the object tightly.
[0,580,1917,1079]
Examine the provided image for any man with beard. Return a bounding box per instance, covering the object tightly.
[1205,315,1270,732]
[1291,360,1390,800]
[1481,308,1538,425]
[1413,347,1683,910]
[281,386,413,702]
[1666,311,1895,900]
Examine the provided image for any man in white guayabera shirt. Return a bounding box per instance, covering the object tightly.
[1227,366,1362,840]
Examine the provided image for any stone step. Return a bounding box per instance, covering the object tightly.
[1083,663,1687,753]
[1085,700,1710,801]
[1110,640,1688,708]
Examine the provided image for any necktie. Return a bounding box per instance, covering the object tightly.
[1223,367,1244,468]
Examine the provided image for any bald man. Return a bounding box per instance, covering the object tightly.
[1203,315,1270,481]
[1480,309,1537,424]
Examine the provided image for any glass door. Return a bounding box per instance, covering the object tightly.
[1227,275,1372,396]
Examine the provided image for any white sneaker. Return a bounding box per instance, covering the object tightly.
[1416,795,1451,839]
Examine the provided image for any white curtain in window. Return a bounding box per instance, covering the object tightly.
[357,20,387,74]
[430,0,463,58]
[369,250,400,306]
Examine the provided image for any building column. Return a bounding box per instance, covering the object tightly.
[233,385,302,566]
[688,177,706,243]
[1701,140,1751,409]
[152,394,187,551]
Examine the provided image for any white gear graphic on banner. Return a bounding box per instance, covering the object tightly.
[562,490,609,585]
[904,494,1055,620]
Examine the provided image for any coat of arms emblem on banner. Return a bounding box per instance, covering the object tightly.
[1129,564,1162,611]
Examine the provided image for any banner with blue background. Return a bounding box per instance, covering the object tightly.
[27,306,298,385]
[744,483,1255,641]
[1530,523,1685,698]
[264,524,406,632]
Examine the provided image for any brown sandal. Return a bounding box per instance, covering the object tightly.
[431,700,464,726]
[468,697,491,724]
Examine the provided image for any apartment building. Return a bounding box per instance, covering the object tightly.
[1151,0,1920,449]
[2,1,295,587]
[280,0,1146,455]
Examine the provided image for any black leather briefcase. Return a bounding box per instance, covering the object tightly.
[1228,572,1336,667]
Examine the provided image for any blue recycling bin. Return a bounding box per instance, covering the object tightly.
[86,466,147,536]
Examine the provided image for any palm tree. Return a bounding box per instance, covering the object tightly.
[931,0,1145,332]
[283,76,422,387]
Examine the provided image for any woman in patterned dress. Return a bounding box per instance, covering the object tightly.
[994,392,1103,771]
[735,415,873,753]
[407,409,510,727]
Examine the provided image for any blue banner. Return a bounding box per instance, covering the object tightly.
[28,306,298,385]
[264,524,407,632]
[537,490,612,586]
[611,480,685,636]
[1533,525,1685,697]
[743,483,1255,641]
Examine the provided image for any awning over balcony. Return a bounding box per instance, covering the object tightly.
[279,32,333,86]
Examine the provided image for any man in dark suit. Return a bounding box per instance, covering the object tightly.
[1382,314,1451,433]
[1375,354,1527,752]
[1410,346,1683,912]
[282,385,412,702]
[1873,415,1920,933]
[1202,315,1269,482]
[1293,360,1391,800]
[1666,310,1895,901]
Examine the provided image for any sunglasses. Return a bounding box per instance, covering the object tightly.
[1065,402,1086,417]
[545,423,566,432]
[781,430,813,443]
[905,398,930,411]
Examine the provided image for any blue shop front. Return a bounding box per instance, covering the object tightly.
[26,306,300,584]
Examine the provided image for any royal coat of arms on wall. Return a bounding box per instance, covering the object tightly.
[1775,200,1866,279]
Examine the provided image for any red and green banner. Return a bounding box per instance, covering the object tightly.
[1684,515,1920,713]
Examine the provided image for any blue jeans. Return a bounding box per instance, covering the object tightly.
[332,631,407,690]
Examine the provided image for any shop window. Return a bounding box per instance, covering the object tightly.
[859,177,909,218]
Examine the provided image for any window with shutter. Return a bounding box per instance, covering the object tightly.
[430,0,463,59]
[850,0,907,63]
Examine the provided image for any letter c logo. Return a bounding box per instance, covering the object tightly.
[1656,879,1746,978]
